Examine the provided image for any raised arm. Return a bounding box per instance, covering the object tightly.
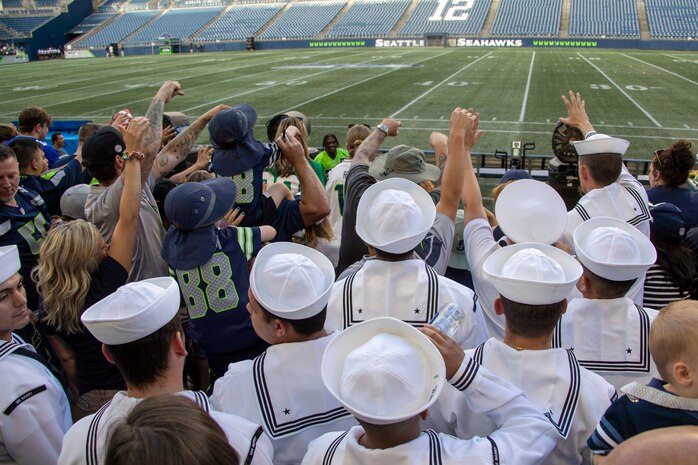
[460,111,486,224]
[109,118,147,272]
[168,145,213,184]
[351,118,401,166]
[139,81,184,184]
[152,104,229,181]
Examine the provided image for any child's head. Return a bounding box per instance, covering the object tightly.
[650,301,698,397]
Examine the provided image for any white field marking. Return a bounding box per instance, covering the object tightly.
[519,51,536,122]
[628,122,634,126]
[577,53,662,128]
[276,50,452,114]
[621,54,698,86]
[389,52,494,118]
[305,124,690,140]
[294,115,698,132]
[491,117,497,121]
[183,52,391,113]
[81,50,377,115]
[664,53,698,63]
[685,124,691,129]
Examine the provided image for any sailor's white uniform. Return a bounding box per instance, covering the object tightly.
[302,355,558,465]
[553,297,659,391]
[211,332,357,465]
[428,338,616,465]
[326,259,488,349]
[57,390,274,465]
[563,166,650,247]
[0,334,72,465]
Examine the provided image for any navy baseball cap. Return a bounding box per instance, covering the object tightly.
[650,202,687,245]
[82,126,125,172]
[499,169,532,184]
[210,104,267,176]
[162,178,237,270]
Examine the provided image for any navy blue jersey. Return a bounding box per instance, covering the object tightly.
[222,143,281,227]
[0,187,50,309]
[20,158,83,216]
[172,226,262,356]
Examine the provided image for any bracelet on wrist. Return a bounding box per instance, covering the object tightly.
[121,151,145,161]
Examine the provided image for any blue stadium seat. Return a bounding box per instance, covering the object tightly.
[569,0,640,38]
[490,0,561,36]
[69,12,117,34]
[0,16,53,34]
[646,0,698,39]
[1,0,24,8]
[326,0,410,38]
[197,3,284,41]
[260,1,346,39]
[398,0,491,36]
[125,7,223,44]
[77,10,159,48]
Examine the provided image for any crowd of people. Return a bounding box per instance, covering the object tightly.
[1,81,697,465]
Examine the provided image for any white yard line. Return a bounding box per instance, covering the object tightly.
[389,52,494,118]
[577,52,662,128]
[279,50,452,113]
[519,51,536,122]
[621,53,698,86]
[663,53,698,62]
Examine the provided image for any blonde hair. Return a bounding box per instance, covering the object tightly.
[274,117,309,178]
[296,217,334,248]
[346,125,371,158]
[649,300,698,382]
[186,170,214,183]
[492,180,514,204]
[33,220,101,334]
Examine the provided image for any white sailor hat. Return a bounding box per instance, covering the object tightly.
[81,277,181,345]
[494,179,568,244]
[572,134,630,157]
[0,245,21,284]
[250,242,335,320]
[573,217,656,281]
[448,209,468,270]
[483,243,582,305]
[355,178,435,254]
[322,317,445,425]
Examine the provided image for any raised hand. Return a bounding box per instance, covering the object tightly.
[560,90,594,134]
[421,324,465,379]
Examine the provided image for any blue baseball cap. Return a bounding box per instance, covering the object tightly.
[210,104,268,176]
[499,169,532,184]
[161,178,237,269]
[650,202,687,245]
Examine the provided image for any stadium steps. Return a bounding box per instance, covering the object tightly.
[480,0,501,37]
[254,0,296,39]
[68,12,121,48]
[191,3,233,41]
[635,0,651,39]
[559,0,570,37]
[389,0,419,38]
[317,0,352,39]
[0,22,20,38]
[120,8,168,44]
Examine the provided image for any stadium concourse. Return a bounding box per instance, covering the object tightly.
[2,1,698,465]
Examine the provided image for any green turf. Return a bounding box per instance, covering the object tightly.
[1,48,697,158]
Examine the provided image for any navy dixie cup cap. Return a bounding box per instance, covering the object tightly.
[164,178,237,232]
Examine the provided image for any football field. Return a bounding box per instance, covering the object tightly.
[1,47,697,158]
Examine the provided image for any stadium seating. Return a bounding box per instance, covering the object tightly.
[124,0,151,10]
[259,1,346,39]
[77,10,159,48]
[326,0,410,38]
[69,12,117,34]
[33,0,61,7]
[490,0,561,36]
[646,0,698,39]
[196,3,284,41]
[96,0,124,12]
[569,0,640,37]
[397,0,491,36]
[1,0,24,8]
[125,7,223,44]
[0,16,53,34]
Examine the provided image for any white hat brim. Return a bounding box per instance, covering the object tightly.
[495,180,568,244]
[356,178,436,254]
[573,217,656,281]
[322,317,445,425]
[250,242,335,320]
[0,245,20,284]
[572,135,630,156]
[483,243,582,305]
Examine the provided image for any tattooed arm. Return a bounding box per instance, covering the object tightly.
[352,118,401,166]
[152,104,229,181]
[139,81,183,185]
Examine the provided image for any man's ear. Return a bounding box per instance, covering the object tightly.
[577,275,590,294]
[275,319,287,339]
[494,297,504,316]
[30,158,40,172]
[579,164,590,183]
[102,344,115,364]
[673,362,692,388]
[173,331,187,356]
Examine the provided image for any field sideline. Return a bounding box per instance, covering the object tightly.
[1,48,697,158]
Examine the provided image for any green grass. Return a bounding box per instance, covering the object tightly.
[1,48,697,158]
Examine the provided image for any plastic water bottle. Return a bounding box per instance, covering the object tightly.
[429,303,465,338]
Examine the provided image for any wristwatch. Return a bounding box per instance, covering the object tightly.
[376,123,390,135]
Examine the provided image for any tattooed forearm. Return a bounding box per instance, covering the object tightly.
[153,112,210,178]
[353,131,386,165]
